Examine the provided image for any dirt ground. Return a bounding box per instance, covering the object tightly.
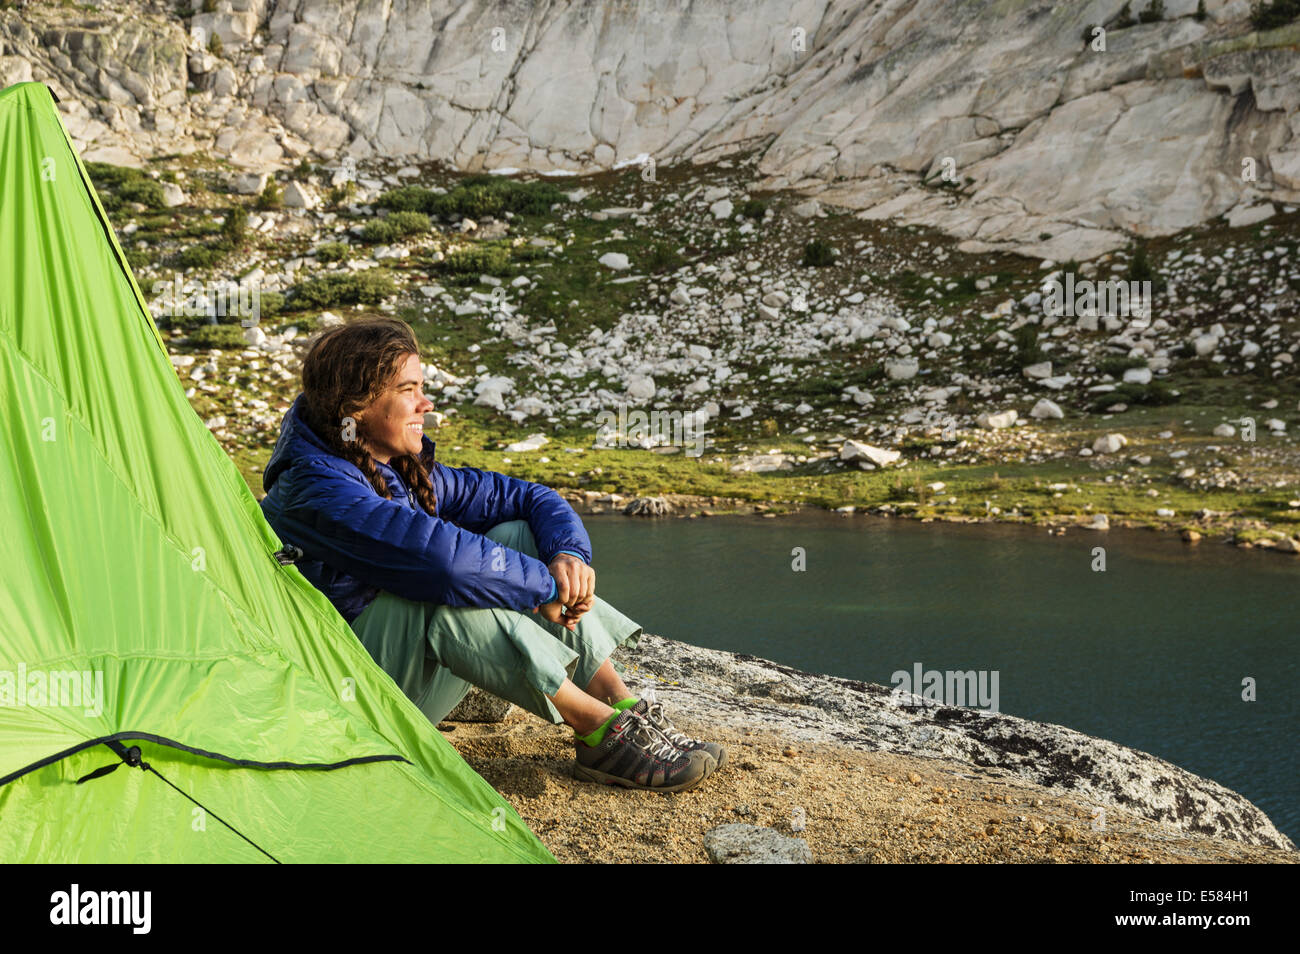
[440,710,1297,864]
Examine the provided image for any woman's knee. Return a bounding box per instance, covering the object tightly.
[482,519,538,557]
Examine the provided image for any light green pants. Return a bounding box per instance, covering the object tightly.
[348,520,643,726]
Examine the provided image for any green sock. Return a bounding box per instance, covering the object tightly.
[575,706,626,747]
[613,696,639,712]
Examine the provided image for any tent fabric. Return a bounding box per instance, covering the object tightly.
[0,81,554,863]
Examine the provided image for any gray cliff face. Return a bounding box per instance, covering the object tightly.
[3,0,1299,260]
[613,634,1295,851]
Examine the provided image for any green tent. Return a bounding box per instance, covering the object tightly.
[0,81,554,863]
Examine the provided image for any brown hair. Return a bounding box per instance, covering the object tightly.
[300,316,438,515]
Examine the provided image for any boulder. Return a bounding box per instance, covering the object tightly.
[1092,433,1128,454]
[160,183,186,208]
[625,375,656,400]
[445,686,514,723]
[886,358,919,380]
[1030,398,1064,419]
[504,433,550,452]
[977,410,1017,429]
[611,635,1293,850]
[1193,334,1220,357]
[1225,203,1275,229]
[282,181,319,209]
[839,440,900,467]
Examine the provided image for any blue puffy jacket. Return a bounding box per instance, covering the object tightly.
[260,393,592,624]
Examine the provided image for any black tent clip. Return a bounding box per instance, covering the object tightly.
[76,740,146,785]
[273,544,303,565]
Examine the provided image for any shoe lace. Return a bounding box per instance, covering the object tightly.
[628,714,683,761]
[644,701,696,748]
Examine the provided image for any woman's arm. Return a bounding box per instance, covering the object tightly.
[273,456,557,611]
[432,461,593,566]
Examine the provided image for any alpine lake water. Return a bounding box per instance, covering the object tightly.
[582,510,1299,845]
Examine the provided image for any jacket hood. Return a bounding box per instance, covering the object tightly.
[262,393,436,494]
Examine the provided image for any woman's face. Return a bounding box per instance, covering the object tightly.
[356,353,434,464]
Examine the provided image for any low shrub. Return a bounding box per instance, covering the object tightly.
[360,210,430,244]
[187,323,246,349]
[801,239,835,267]
[1250,0,1300,30]
[434,244,512,275]
[255,180,282,210]
[171,243,228,269]
[221,205,248,246]
[287,270,397,309]
[314,241,350,263]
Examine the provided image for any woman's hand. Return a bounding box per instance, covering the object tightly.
[533,598,589,631]
[531,554,594,631]
[546,553,595,609]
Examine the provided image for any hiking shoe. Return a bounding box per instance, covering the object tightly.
[632,699,726,771]
[573,709,713,792]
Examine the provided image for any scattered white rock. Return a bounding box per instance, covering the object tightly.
[977,410,1018,429]
[160,182,186,207]
[1092,433,1128,454]
[504,433,550,452]
[791,199,822,219]
[886,358,919,380]
[1030,398,1064,419]
[839,440,900,467]
[282,181,319,209]
[1193,334,1219,357]
[1225,202,1275,229]
[231,172,269,195]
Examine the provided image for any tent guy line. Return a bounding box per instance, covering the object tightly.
[76,739,282,863]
